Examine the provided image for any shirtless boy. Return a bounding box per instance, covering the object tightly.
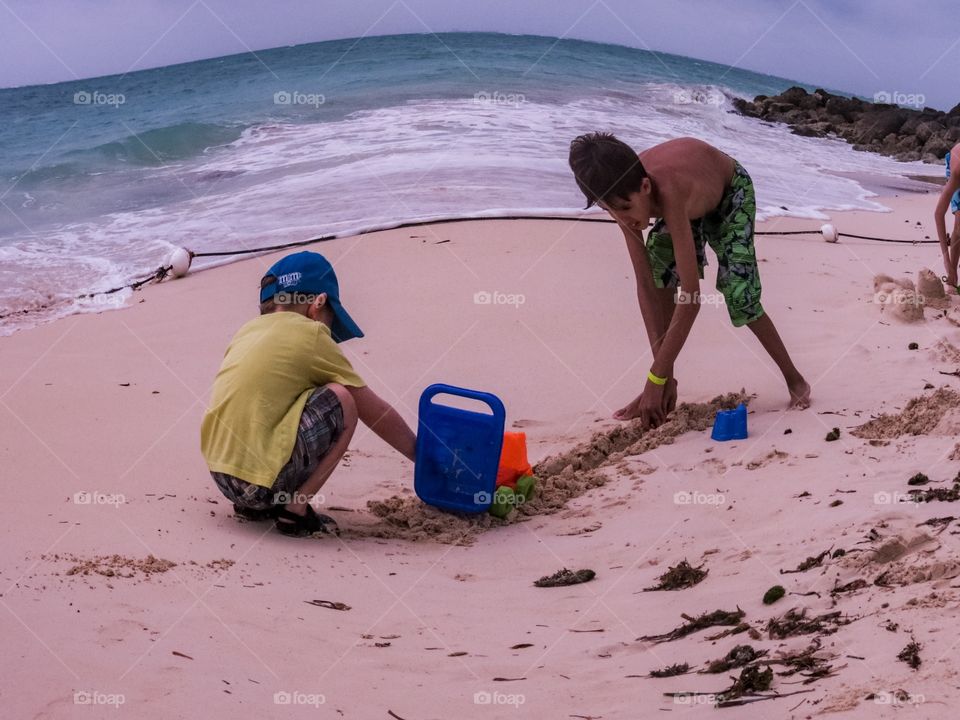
[568,133,810,428]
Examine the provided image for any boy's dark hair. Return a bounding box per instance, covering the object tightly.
[568,132,647,209]
[260,275,277,315]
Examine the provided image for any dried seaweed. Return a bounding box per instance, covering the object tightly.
[702,645,767,674]
[717,665,773,703]
[908,481,960,503]
[780,549,832,574]
[649,663,691,678]
[639,608,745,644]
[897,639,921,670]
[534,568,595,587]
[644,560,708,591]
[830,579,868,596]
[767,608,849,639]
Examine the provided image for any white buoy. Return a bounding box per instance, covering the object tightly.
[169,247,193,278]
[821,223,839,243]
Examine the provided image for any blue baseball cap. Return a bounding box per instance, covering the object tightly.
[259,251,364,343]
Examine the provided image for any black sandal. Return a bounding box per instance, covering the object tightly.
[275,505,339,537]
[233,503,278,522]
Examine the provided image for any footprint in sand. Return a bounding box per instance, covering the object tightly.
[746,449,789,470]
[512,419,548,428]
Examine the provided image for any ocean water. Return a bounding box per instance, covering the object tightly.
[0,32,930,333]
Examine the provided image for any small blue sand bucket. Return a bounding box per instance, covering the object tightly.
[711,403,748,441]
[414,384,506,513]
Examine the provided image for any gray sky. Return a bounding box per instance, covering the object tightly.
[1,0,957,109]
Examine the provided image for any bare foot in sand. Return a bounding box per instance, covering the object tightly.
[789,378,811,409]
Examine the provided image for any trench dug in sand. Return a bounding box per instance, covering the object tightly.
[345,391,748,544]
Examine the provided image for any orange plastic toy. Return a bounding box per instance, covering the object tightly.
[496,432,533,490]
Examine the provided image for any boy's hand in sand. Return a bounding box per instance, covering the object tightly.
[614,379,666,428]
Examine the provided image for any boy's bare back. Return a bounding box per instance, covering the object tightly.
[638,138,735,220]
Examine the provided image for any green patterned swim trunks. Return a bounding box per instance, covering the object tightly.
[645,161,764,327]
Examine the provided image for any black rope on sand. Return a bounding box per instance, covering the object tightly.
[0,214,941,323]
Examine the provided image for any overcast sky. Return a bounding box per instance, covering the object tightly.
[1,0,956,109]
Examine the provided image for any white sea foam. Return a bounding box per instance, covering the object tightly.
[0,85,934,333]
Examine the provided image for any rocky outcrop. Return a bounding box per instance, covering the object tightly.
[732,86,960,163]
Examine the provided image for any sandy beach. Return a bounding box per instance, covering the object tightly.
[3,186,960,719]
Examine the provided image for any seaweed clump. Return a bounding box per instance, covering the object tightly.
[644,560,708,591]
[702,645,767,674]
[639,608,745,644]
[649,663,690,678]
[767,608,849,639]
[534,568,596,587]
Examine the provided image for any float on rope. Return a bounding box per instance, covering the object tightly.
[168,247,194,278]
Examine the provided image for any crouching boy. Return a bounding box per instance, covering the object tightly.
[201,251,416,537]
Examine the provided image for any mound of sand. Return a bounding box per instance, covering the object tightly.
[918,268,950,309]
[352,391,748,544]
[48,553,177,579]
[851,388,960,439]
[838,531,960,587]
[933,339,960,365]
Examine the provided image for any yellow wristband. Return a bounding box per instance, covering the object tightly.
[647,370,668,386]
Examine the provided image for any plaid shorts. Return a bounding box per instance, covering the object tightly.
[646,161,765,327]
[211,386,345,510]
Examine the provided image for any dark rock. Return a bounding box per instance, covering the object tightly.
[896,134,921,152]
[851,108,909,144]
[916,120,946,143]
[791,125,825,138]
[895,150,922,162]
[778,86,810,105]
[922,136,952,160]
[882,133,900,150]
[732,97,761,118]
[730,88,959,164]
[899,116,921,136]
[825,96,863,121]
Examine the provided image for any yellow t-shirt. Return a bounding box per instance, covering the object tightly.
[200,312,365,487]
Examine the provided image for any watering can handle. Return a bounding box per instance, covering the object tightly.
[419,383,506,418]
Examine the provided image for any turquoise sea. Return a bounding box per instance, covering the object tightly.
[0,32,929,332]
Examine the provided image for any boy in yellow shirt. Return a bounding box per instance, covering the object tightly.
[201,251,416,537]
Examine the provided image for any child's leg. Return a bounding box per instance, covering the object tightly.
[745,312,811,408]
[949,212,960,289]
[283,384,358,517]
[709,161,809,408]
